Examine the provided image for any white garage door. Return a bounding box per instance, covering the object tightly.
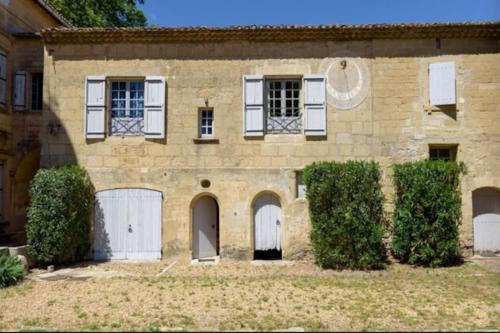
[94,189,162,260]
[473,187,500,253]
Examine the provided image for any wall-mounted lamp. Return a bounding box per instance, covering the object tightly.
[48,122,62,135]
[204,97,209,107]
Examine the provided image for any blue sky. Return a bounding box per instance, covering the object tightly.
[138,0,500,27]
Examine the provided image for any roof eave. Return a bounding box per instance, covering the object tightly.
[41,22,500,44]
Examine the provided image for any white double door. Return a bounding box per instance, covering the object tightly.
[94,189,162,260]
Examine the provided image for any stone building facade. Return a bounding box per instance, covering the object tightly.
[0,0,68,244]
[38,23,500,260]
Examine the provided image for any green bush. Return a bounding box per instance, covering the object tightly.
[392,160,466,267]
[26,165,94,265]
[0,255,25,288]
[303,161,387,270]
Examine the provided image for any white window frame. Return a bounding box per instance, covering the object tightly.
[295,171,306,199]
[199,107,214,138]
[110,80,145,136]
[265,79,302,134]
[30,72,43,112]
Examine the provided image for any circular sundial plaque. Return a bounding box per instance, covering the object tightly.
[319,56,370,110]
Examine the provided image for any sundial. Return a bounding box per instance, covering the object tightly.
[319,56,370,110]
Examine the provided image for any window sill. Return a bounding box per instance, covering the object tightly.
[193,138,219,144]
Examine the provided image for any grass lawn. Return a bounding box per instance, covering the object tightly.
[0,259,499,331]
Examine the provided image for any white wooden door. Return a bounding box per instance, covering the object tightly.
[193,196,218,259]
[473,188,500,253]
[94,189,162,260]
[254,194,281,251]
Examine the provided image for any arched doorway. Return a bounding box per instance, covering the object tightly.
[253,193,282,260]
[473,187,500,254]
[192,196,219,260]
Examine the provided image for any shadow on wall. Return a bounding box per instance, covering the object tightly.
[472,187,500,218]
[9,148,40,241]
[93,199,111,260]
[46,38,500,63]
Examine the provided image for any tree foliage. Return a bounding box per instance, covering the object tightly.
[391,160,466,267]
[26,165,94,265]
[48,0,147,27]
[303,161,387,270]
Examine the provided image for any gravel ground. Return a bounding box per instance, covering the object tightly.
[0,258,499,331]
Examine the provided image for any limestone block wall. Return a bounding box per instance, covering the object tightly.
[0,0,60,237]
[42,37,500,258]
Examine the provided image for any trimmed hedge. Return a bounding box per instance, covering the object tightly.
[303,161,387,269]
[0,255,24,288]
[26,165,94,265]
[391,160,466,267]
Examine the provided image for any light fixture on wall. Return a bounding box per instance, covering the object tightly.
[204,97,209,107]
[48,122,62,135]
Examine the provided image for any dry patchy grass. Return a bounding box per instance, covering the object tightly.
[0,260,499,331]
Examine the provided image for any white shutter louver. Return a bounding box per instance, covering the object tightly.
[144,76,166,139]
[429,61,456,105]
[14,70,26,111]
[85,76,106,139]
[243,75,264,136]
[304,75,327,136]
[0,53,6,107]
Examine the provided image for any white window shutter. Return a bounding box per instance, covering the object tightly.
[14,71,26,111]
[85,76,106,139]
[429,61,456,105]
[0,53,6,106]
[243,75,264,136]
[304,75,327,136]
[144,76,166,139]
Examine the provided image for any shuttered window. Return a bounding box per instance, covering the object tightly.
[85,76,106,138]
[304,75,327,136]
[243,75,264,136]
[14,71,26,111]
[0,53,6,108]
[84,76,166,139]
[429,61,456,105]
[144,76,166,139]
[243,75,326,136]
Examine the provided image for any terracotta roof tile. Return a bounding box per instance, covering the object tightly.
[35,0,72,27]
[41,21,500,44]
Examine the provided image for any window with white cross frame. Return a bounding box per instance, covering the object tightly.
[110,81,145,136]
[266,79,302,134]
